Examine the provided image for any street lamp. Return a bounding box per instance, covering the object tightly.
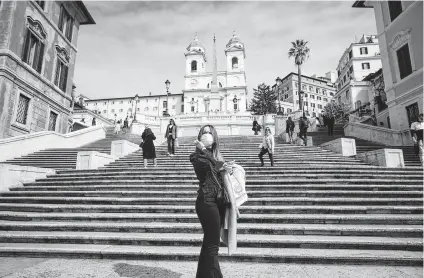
[275,77,283,115]
[163,79,171,117]
[133,94,139,122]
[114,114,117,123]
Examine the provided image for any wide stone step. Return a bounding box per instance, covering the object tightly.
[24,178,422,186]
[56,165,424,174]
[14,184,424,192]
[3,190,423,199]
[0,196,421,206]
[0,221,421,237]
[107,162,368,167]
[36,174,423,182]
[0,231,421,251]
[1,203,421,214]
[0,243,421,265]
[50,169,424,178]
[0,211,420,225]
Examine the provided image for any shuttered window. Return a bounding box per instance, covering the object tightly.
[58,5,74,42]
[54,59,68,92]
[16,94,31,125]
[388,1,403,22]
[48,111,58,131]
[397,44,413,79]
[22,30,45,73]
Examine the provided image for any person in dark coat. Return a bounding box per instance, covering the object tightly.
[141,125,157,168]
[165,119,177,156]
[327,115,335,136]
[190,124,226,278]
[298,116,309,146]
[286,117,295,143]
[252,118,261,135]
[92,117,96,126]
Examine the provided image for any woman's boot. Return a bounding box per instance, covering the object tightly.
[144,159,148,169]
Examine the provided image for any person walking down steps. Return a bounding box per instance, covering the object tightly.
[165,119,177,156]
[141,124,157,168]
[286,116,295,143]
[258,127,275,167]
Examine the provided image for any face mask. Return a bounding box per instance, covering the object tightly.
[200,133,214,147]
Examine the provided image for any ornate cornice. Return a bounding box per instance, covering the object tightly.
[55,45,71,63]
[389,29,412,50]
[27,16,47,40]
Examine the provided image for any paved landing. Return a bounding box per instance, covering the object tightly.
[0,257,422,278]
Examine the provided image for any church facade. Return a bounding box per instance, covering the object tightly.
[182,33,249,114]
[76,33,250,125]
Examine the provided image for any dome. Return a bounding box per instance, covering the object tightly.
[226,31,244,49]
[186,34,205,52]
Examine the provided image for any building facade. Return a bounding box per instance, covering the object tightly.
[0,1,94,139]
[78,93,184,123]
[78,32,249,125]
[353,1,423,131]
[277,72,336,118]
[182,33,248,114]
[334,35,382,112]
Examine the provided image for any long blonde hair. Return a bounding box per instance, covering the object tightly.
[264,126,272,136]
[197,125,224,162]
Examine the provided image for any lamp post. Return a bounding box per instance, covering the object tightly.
[163,79,171,117]
[133,94,139,122]
[275,77,283,115]
[114,114,117,124]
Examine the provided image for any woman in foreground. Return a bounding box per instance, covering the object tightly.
[189,124,225,278]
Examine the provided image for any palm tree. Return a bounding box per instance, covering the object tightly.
[288,39,310,117]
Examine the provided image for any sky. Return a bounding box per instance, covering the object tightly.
[74,1,377,100]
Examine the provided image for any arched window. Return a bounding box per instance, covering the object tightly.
[232,57,238,69]
[191,60,197,72]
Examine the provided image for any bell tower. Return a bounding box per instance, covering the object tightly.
[184,33,207,76]
[225,31,246,73]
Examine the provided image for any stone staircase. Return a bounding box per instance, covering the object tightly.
[1,127,142,170]
[309,124,422,167]
[0,136,422,265]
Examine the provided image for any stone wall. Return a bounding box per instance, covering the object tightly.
[344,121,413,146]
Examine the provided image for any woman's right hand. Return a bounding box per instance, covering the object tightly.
[194,139,205,150]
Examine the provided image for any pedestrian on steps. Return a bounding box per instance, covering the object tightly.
[141,124,157,168]
[190,124,226,278]
[113,120,121,135]
[286,117,295,143]
[252,118,261,135]
[327,115,335,136]
[299,116,309,146]
[123,117,129,134]
[411,113,424,165]
[259,126,275,167]
[165,119,177,156]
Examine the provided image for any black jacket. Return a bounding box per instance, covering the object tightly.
[190,148,224,199]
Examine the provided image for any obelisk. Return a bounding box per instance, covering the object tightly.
[209,34,221,111]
